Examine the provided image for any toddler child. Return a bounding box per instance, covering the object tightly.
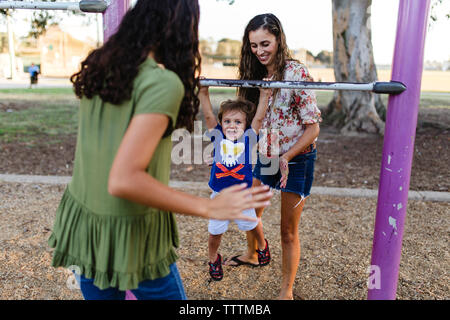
[199,82,272,281]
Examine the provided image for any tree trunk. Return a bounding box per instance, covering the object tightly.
[326,0,385,135]
[6,10,17,79]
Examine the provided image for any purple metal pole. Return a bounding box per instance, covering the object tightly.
[102,0,135,300]
[102,0,131,42]
[368,0,431,300]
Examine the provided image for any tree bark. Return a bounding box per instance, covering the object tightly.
[326,0,385,135]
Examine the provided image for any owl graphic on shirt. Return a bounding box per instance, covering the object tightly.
[220,139,245,167]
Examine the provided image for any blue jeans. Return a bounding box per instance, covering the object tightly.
[253,149,317,198]
[77,263,187,300]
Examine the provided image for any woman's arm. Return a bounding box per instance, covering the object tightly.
[279,123,320,188]
[108,113,272,221]
[281,123,320,162]
[198,83,218,131]
[251,86,271,134]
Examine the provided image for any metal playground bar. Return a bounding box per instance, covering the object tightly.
[199,79,407,94]
[0,0,108,13]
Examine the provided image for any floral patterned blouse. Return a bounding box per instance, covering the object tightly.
[260,60,322,156]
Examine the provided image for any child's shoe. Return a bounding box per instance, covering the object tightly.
[256,239,271,266]
[209,254,223,281]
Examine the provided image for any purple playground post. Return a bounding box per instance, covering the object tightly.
[368,0,431,300]
[102,0,136,300]
[102,0,132,42]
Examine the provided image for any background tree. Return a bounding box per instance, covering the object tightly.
[430,0,450,24]
[325,0,385,135]
[326,0,448,134]
[1,0,93,39]
[315,50,333,67]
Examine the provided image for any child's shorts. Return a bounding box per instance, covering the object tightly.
[208,191,258,235]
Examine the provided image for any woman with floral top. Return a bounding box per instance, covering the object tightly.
[223,13,322,300]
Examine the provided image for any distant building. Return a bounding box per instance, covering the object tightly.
[0,32,23,78]
[212,38,241,66]
[16,35,40,72]
[291,48,317,66]
[38,25,96,77]
[13,25,96,78]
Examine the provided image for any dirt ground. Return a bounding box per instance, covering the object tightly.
[0,105,448,300]
[0,107,449,192]
[0,183,448,300]
[0,183,450,300]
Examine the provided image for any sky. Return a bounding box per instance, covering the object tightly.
[197,0,450,65]
[2,0,450,65]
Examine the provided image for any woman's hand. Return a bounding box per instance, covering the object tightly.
[259,77,272,103]
[198,76,209,99]
[279,155,289,189]
[207,184,272,221]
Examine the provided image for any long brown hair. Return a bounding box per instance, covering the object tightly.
[70,0,201,132]
[238,13,294,105]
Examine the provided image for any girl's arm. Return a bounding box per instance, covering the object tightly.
[108,113,272,221]
[198,83,218,131]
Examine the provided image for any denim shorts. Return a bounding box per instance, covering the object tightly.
[253,149,317,198]
[77,263,187,300]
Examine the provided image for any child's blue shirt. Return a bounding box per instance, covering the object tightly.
[206,124,258,192]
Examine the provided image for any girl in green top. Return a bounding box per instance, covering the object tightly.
[48,0,272,300]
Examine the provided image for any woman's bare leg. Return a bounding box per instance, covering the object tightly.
[278,191,305,300]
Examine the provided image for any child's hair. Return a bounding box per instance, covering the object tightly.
[71,0,201,133]
[218,98,256,128]
[238,13,295,105]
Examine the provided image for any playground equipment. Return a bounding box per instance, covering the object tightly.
[2,0,431,300]
[0,0,108,12]
[198,79,406,94]
[368,0,431,300]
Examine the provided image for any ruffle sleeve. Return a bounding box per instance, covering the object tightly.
[48,188,179,291]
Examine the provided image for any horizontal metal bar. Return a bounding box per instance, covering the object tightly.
[199,79,406,94]
[0,1,108,13]
[79,0,108,12]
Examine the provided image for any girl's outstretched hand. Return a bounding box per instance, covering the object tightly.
[207,184,272,221]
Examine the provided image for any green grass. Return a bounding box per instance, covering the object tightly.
[0,88,74,95]
[418,92,450,109]
[0,88,78,143]
[0,88,448,145]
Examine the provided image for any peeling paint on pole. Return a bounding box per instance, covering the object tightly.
[368,0,431,300]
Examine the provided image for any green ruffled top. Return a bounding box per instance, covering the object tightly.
[48,58,184,291]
